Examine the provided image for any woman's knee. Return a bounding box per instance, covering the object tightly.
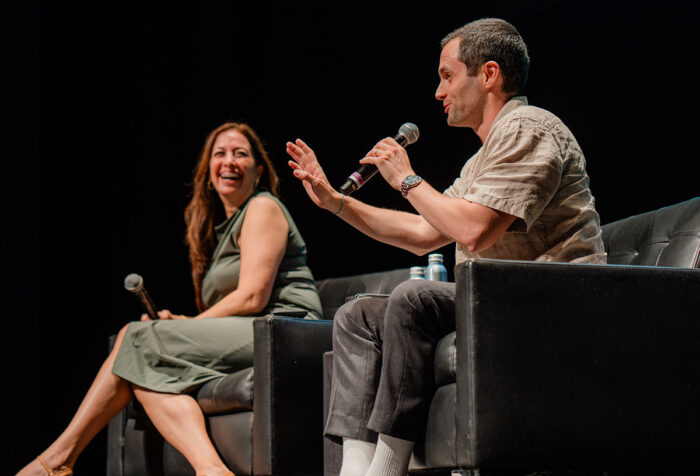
[110,323,131,354]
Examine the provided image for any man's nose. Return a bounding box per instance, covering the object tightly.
[435,83,445,100]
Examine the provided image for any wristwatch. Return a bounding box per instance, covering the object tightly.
[400,175,423,198]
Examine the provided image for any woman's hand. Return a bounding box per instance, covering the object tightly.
[359,137,415,190]
[286,139,343,212]
[140,310,190,321]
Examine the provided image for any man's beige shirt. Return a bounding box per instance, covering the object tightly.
[444,96,606,264]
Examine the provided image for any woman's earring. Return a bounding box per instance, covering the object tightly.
[207,179,214,191]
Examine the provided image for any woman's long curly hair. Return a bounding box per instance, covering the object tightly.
[185,122,280,312]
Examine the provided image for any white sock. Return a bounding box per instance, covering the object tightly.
[365,433,414,476]
[339,438,376,476]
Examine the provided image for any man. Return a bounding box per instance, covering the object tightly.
[287,18,605,476]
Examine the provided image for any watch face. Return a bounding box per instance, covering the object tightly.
[401,175,422,197]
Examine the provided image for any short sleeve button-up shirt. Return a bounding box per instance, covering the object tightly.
[444,96,606,265]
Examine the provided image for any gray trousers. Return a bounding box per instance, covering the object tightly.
[324,279,456,442]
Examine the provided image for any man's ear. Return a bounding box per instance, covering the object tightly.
[481,60,502,91]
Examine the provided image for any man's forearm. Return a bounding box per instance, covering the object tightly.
[337,194,451,255]
[406,180,516,253]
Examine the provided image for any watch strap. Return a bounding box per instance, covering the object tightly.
[400,175,423,198]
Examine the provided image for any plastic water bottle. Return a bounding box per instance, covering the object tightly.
[426,253,447,282]
[409,266,426,280]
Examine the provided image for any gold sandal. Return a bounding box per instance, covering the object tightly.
[37,456,73,476]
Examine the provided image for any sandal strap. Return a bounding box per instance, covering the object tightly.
[37,456,55,475]
[36,456,73,476]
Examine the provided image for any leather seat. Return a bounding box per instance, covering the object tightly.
[323,197,700,475]
[416,197,700,472]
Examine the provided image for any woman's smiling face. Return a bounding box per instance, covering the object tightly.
[209,129,263,214]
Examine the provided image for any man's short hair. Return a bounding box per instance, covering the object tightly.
[441,18,530,97]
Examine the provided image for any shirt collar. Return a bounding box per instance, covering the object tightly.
[491,96,528,128]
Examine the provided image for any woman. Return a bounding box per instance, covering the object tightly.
[18,122,322,476]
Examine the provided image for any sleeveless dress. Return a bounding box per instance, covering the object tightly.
[111,191,322,394]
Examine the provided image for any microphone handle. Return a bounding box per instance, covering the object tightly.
[339,132,409,195]
[137,289,159,320]
[339,164,378,195]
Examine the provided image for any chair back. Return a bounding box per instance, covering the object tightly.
[602,197,700,268]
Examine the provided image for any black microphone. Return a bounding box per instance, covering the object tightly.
[339,123,420,195]
[124,273,159,320]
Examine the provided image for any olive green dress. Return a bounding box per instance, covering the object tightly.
[111,191,322,393]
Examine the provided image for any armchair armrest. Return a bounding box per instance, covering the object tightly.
[252,316,333,476]
[454,258,700,471]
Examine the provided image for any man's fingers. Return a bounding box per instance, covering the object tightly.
[292,167,309,180]
[376,138,400,152]
[295,138,312,153]
[290,159,323,185]
[286,140,317,166]
[360,156,380,165]
[293,168,312,181]
[294,168,324,187]
[286,142,302,160]
[289,161,313,180]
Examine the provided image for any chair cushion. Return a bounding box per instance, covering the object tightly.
[196,366,254,415]
[602,197,700,268]
[421,382,457,469]
[434,331,456,386]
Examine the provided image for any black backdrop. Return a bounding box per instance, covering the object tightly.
[6,1,699,474]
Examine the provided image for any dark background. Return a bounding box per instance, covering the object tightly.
[5,1,699,473]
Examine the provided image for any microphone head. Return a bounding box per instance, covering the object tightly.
[124,273,144,293]
[397,123,419,146]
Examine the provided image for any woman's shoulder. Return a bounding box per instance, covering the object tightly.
[246,192,281,213]
[247,191,283,212]
[244,192,288,224]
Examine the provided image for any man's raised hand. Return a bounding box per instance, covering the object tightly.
[286,139,343,213]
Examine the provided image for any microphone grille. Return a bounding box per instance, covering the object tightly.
[398,123,420,145]
[124,273,144,293]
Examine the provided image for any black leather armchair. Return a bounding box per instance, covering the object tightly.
[323,197,700,475]
[106,270,409,476]
[106,316,335,476]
